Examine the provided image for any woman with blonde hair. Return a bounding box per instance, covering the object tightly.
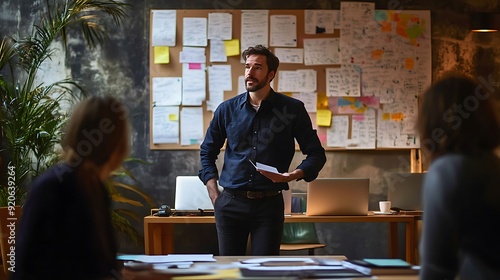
[14,96,130,280]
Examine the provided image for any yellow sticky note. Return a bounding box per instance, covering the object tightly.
[154,46,170,64]
[224,39,240,57]
[169,113,178,121]
[316,109,332,127]
[382,112,391,121]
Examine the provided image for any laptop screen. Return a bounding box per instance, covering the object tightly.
[175,176,216,211]
[306,178,370,216]
[387,173,425,211]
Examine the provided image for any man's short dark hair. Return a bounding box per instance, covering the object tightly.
[241,45,280,74]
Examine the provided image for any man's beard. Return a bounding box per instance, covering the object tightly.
[245,77,268,92]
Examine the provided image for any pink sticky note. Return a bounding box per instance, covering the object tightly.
[189,63,202,70]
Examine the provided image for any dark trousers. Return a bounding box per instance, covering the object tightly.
[214,190,284,256]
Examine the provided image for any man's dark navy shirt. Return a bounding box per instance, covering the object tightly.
[199,89,326,191]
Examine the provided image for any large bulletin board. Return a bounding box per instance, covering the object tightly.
[149,6,431,151]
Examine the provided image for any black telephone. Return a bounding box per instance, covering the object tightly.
[157,204,172,217]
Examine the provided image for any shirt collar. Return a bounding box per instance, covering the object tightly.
[239,89,277,109]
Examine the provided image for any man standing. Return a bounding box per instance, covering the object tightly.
[199,45,326,256]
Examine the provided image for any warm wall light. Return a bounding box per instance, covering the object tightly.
[470,12,498,33]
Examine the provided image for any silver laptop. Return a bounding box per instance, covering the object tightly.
[387,172,425,211]
[175,176,221,212]
[306,178,370,216]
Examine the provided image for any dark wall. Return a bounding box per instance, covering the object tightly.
[2,0,500,259]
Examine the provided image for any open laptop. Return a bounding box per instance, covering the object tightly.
[306,178,370,216]
[387,172,425,211]
[174,176,222,215]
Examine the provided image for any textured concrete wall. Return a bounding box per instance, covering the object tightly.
[2,0,500,258]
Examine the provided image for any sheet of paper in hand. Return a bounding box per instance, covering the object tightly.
[249,160,282,175]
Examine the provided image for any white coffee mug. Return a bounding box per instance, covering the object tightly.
[379,201,391,213]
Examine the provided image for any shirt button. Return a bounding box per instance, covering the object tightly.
[254,131,257,134]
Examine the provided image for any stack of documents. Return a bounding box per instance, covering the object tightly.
[118,254,216,271]
[238,257,366,278]
[341,258,419,275]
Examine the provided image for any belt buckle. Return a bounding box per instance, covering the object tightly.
[246,191,263,199]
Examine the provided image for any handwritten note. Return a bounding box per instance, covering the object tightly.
[274,48,303,64]
[208,12,232,40]
[152,77,182,106]
[182,63,206,106]
[304,10,338,34]
[152,106,179,144]
[180,107,204,145]
[183,17,207,47]
[304,38,340,65]
[151,10,176,46]
[241,10,268,53]
[270,15,297,47]
[327,115,349,147]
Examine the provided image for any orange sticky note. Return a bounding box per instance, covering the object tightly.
[317,93,329,110]
[154,46,170,64]
[405,57,414,69]
[391,112,404,121]
[382,112,391,121]
[396,24,408,38]
[381,21,392,32]
[316,109,332,127]
[224,39,240,57]
[372,49,384,60]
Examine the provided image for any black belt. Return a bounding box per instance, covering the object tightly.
[225,189,282,199]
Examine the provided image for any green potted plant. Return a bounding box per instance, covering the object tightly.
[107,158,155,244]
[0,0,152,244]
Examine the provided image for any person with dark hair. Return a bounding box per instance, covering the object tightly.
[199,45,326,256]
[13,96,130,280]
[418,72,500,279]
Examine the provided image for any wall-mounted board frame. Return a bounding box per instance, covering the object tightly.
[149,8,431,151]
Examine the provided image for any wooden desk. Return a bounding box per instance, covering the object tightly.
[144,214,419,264]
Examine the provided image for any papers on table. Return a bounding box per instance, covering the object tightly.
[341,258,419,275]
[117,254,217,264]
[239,257,365,278]
[240,257,317,265]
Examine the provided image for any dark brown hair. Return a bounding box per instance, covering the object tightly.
[62,95,129,168]
[418,72,500,161]
[241,45,280,74]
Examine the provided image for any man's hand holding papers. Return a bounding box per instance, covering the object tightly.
[249,160,300,183]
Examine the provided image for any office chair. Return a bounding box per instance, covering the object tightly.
[280,196,326,255]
